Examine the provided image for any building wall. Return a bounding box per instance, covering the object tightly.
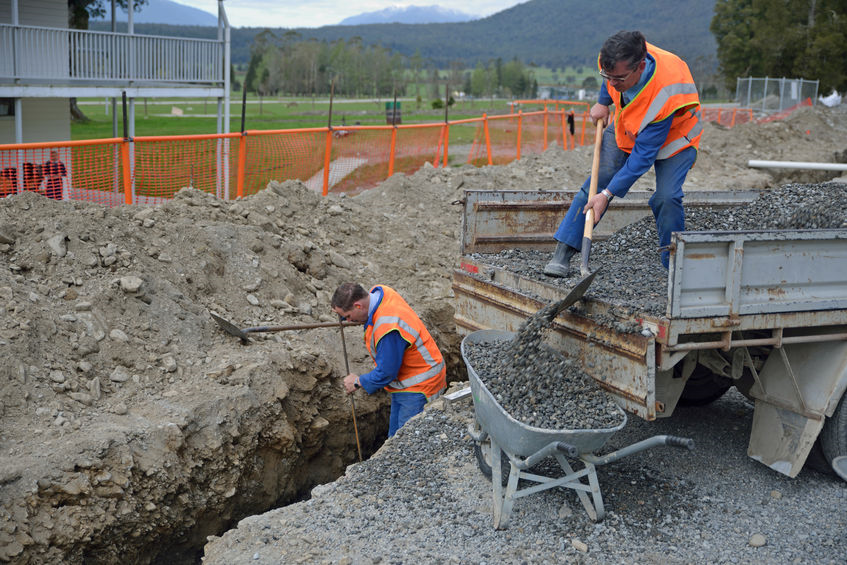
[0,0,68,27]
[0,98,69,144]
[0,1,70,145]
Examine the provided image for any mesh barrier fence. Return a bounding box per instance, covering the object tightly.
[0,101,806,206]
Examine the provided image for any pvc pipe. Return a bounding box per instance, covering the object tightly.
[748,159,847,171]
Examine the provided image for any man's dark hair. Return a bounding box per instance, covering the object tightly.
[599,30,647,72]
[331,282,368,310]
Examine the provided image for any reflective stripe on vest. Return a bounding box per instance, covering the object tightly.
[656,109,703,160]
[638,83,700,133]
[370,315,441,368]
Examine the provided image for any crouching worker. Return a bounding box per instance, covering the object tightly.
[331,282,447,437]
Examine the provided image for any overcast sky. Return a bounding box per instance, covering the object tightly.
[178,1,527,28]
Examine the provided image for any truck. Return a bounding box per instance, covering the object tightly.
[452,188,847,477]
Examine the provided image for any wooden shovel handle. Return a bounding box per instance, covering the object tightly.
[583,120,606,240]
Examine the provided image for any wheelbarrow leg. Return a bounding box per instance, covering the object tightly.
[491,438,520,529]
[554,453,604,521]
[491,439,504,527]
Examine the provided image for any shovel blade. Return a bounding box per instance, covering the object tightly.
[210,313,251,344]
[548,268,600,320]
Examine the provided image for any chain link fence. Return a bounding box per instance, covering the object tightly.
[735,77,819,113]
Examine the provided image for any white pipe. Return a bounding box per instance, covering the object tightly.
[748,159,847,171]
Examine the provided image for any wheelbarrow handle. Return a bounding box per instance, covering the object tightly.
[556,441,579,459]
[665,435,695,451]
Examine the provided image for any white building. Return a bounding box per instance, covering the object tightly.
[0,0,230,144]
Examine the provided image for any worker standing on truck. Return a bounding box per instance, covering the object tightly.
[544,30,702,276]
[332,282,447,437]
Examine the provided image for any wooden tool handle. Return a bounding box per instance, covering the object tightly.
[583,120,606,240]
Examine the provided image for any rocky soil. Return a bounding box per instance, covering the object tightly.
[1,105,846,564]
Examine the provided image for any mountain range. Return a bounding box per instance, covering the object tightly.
[338,6,475,25]
[89,0,719,72]
[89,0,217,26]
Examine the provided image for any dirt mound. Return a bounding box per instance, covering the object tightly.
[2,104,846,564]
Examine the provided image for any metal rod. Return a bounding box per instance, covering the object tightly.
[339,316,363,462]
[748,160,847,171]
[328,77,335,130]
[665,331,847,352]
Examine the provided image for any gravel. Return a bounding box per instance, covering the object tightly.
[470,182,847,317]
[203,390,847,564]
[463,301,624,430]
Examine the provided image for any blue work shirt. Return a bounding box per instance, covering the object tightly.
[598,54,674,199]
[357,287,409,394]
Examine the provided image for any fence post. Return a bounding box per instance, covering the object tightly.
[483,113,492,166]
[516,110,522,161]
[236,133,247,199]
[322,129,332,197]
[543,105,548,152]
[120,140,132,205]
[560,111,567,151]
[442,123,450,168]
[388,126,397,177]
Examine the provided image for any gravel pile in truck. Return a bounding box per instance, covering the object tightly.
[469,181,847,317]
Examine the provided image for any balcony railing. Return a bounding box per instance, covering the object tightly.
[0,24,224,86]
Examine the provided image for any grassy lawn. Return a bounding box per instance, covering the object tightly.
[71,95,524,141]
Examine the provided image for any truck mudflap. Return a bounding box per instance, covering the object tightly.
[747,339,847,477]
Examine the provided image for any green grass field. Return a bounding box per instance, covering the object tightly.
[71,95,528,141]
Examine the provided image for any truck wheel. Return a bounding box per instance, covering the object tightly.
[474,438,510,486]
[677,363,732,406]
[820,393,847,465]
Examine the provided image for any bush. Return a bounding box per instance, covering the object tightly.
[431,99,444,109]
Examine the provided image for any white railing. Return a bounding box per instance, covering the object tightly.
[0,24,224,85]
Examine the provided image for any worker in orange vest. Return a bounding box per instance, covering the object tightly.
[545,30,702,275]
[332,282,447,437]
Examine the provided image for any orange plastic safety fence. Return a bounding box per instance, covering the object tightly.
[320,128,394,195]
[701,107,754,128]
[241,130,326,196]
[133,136,237,203]
[0,141,127,206]
[392,125,444,180]
[757,98,812,124]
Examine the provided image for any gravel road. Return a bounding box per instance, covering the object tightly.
[203,387,846,564]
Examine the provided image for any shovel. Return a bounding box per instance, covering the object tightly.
[580,120,606,276]
[211,312,363,344]
[543,267,600,322]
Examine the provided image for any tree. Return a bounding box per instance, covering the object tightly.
[711,0,847,93]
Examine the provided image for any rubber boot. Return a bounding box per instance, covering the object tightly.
[543,242,577,277]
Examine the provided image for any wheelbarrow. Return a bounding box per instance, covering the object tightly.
[462,329,695,528]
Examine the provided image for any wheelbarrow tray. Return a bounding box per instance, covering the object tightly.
[461,329,627,458]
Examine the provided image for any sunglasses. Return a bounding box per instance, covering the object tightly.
[599,63,641,84]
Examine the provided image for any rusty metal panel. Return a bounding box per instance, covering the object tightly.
[452,263,658,420]
[668,229,847,318]
[461,189,761,255]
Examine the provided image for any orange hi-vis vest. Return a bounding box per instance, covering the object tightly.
[603,42,702,160]
[365,285,446,398]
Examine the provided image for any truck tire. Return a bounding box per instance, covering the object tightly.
[677,363,733,406]
[474,438,510,486]
[820,393,847,465]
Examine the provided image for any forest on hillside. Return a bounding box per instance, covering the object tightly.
[88,0,847,98]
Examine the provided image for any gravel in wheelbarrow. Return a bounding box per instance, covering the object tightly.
[463,297,624,432]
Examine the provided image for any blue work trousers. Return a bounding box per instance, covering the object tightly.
[388,392,428,437]
[553,124,696,268]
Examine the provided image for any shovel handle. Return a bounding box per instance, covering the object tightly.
[581,120,606,275]
[243,320,363,333]
[584,120,606,237]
